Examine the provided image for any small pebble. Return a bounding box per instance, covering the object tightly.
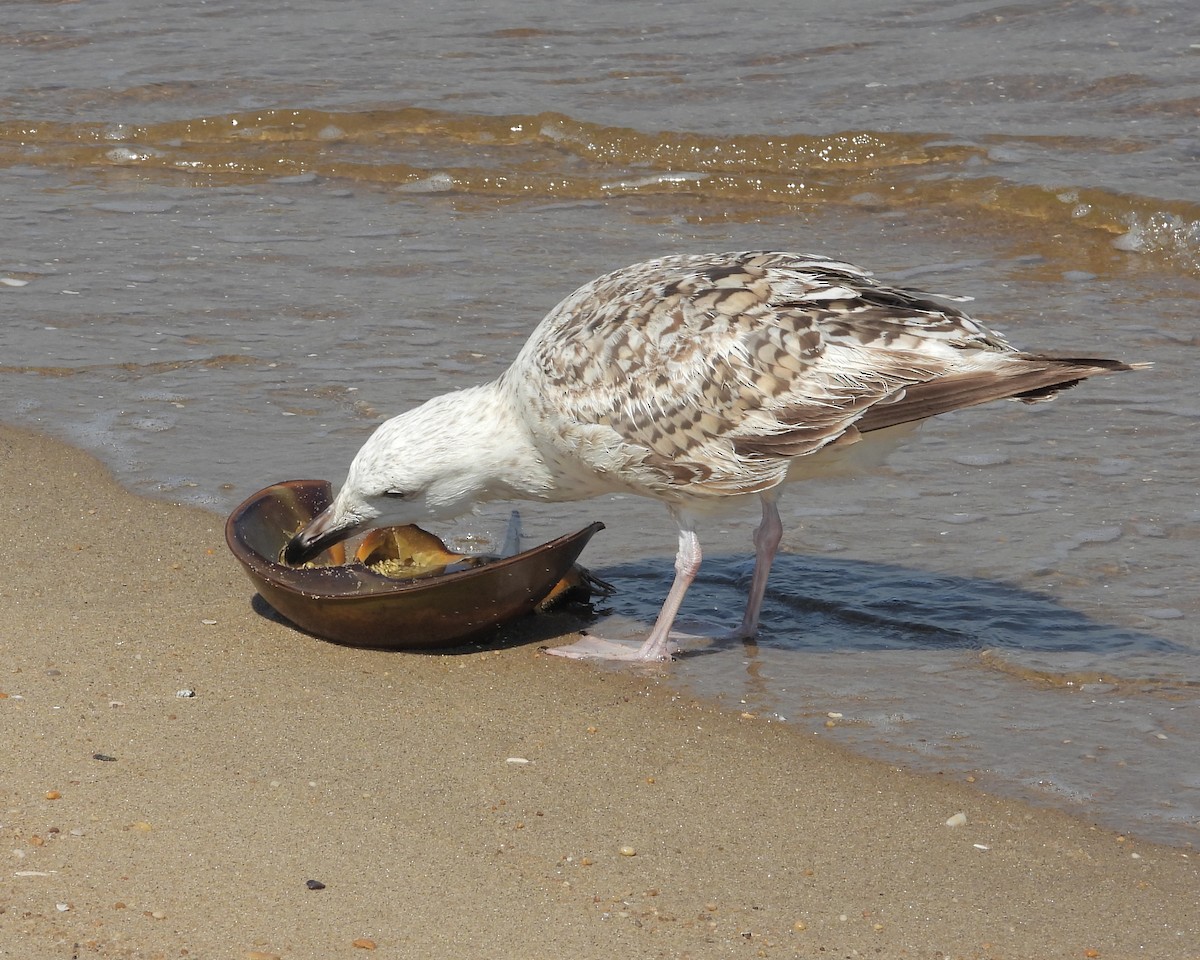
[56,902,70,912]
[306,879,326,890]
[351,938,377,950]
[945,812,968,827]
[618,844,637,857]
[45,790,62,801]
[176,689,196,698]
[505,756,530,765]
[93,753,118,762]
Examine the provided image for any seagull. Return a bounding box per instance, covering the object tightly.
[283,251,1142,661]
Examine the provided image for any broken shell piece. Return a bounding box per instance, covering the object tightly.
[537,564,616,612]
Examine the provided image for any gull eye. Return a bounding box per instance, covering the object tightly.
[383,490,407,499]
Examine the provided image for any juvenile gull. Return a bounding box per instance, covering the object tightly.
[284,251,1142,661]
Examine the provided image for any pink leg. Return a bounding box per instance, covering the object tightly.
[545,520,702,663]
[732,494,782,639]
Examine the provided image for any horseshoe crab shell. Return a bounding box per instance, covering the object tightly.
[225,479,604,649]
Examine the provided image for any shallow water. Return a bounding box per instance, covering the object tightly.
[3,0,1199,845]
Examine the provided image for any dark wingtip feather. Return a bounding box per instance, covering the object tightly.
[1009,357,1149,403]
[855,355,1147,433]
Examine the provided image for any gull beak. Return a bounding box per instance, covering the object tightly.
[282,503,366,566]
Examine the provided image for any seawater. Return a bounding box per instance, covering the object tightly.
[2,0,1198,845]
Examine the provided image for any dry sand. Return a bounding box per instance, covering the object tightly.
[2,422,1197,960]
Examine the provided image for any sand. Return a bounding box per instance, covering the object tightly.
[2,422,1197,960]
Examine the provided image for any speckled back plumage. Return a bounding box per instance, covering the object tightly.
[286,249,1142,660]
[502,251,1133,503]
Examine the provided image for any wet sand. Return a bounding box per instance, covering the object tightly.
[2,422,1197,959]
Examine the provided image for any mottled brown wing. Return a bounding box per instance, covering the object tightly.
[516,252,969,496]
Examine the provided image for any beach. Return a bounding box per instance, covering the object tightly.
[3,421,1197,959]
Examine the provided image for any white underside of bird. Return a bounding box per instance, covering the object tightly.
[284,251,1142,662]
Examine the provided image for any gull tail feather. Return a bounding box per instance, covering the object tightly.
[855,357,1149,434]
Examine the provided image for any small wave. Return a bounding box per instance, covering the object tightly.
[3,107,1199,275]
[1114,212,1200,273]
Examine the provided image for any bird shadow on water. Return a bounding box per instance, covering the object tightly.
[247,553,1189,672]
[594,551,1189,665]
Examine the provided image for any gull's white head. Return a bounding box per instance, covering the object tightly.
[282,393,507,565]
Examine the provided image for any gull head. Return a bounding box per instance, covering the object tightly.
[282,399,499,566]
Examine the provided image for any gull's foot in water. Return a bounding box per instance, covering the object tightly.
[713,623,759,643]
[666,617,758,644]
[543,634,677,662]
[543,617,740,662]
[543,616,758,662]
